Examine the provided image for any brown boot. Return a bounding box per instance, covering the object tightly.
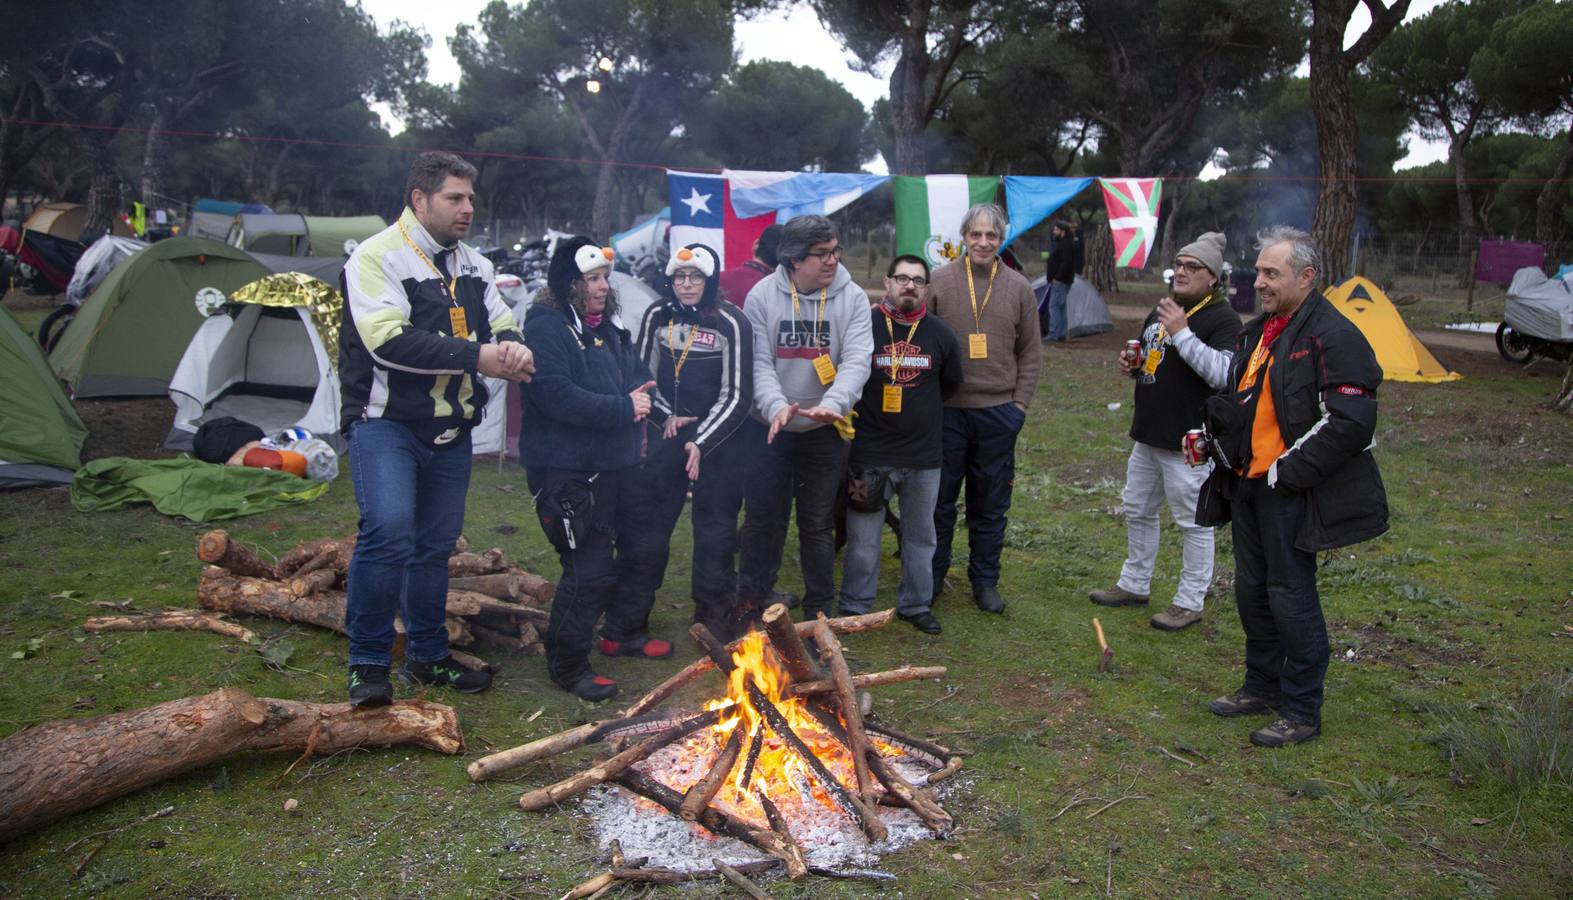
[1150,604,1203,631]
[1089,586,1149,607]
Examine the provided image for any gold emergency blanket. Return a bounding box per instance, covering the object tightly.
[229,272,342,373]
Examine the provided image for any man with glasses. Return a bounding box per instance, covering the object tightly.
[927,203,1041,615]
[1091,232,1240,632]
[738,214,874,625]
[838,255,963,633]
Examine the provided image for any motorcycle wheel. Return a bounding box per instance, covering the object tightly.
[38,305,76,354]
[1495,322,1534,364]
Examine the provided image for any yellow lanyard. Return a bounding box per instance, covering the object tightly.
[883,314,919,382]
[965,259,999,333]
[1154,292,1214,345]
[396,219,458,305]
[790,282,828,354]
[1239,322,1275,390]
[667,316,698,382]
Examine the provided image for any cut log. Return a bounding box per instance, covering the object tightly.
[0,687,462,844]
[448,549,507,577]
[470,622,528,654]
[784,665,948,698]
[83,611,256,644]
[447,649,492,673]
[513,568,556,604]
[287,568,338,597]
[273,536,344,577]
[195,530,278,580]
[678,725,744,821]
[468,722,602,782]
[447,573,520,601]
[446,590,550,625]
[811,618,875,805]
[196,567,472,648]
[756,791,809,879]
[762,603,821,683]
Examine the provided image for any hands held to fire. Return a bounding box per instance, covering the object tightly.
[479,342,535,382]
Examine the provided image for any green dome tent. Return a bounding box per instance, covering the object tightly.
[0,305,88,487]
[49,237,268,397]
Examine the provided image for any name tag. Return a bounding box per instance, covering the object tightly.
[969,333,988,359]
[813,354,837,385]
[1142,347,1162,376]
[448,307,469,339]
[882,383,903,413]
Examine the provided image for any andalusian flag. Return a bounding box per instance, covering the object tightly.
[893,175,999,268]
[1098,177,1162,268]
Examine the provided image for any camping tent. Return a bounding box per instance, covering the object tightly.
[0,304,88,487]
[303,215,386,257]
[187,211,234,242]
[22,202,132,241]
[167,271,509,456]
[228,213,309,256]
[1325,276,1461,383]
[1031,274,1113,338]
[49,237,269,397]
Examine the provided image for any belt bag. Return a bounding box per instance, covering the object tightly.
[845,464,890,514]
[534,473,599,553]
[1201,392,1252,471]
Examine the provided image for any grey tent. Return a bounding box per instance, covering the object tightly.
[249,252,345,284]
[187,211,234,242]
[228,213,309,256]
[1031,275,1113,338]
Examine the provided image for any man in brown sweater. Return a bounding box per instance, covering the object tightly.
[927,202,1042,613]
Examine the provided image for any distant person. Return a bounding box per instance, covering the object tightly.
[339,150,533,707]
[717,224,782,309]
[1043,220,1076,341]
[838,254,963,633]
[1090,232,1240,632]
[1202,225,1386,748]
[620,243,755,642]
[927,203,1041,615]
[520,236,660,702]
[737,214,874,625]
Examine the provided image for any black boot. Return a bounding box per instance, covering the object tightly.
[348,664,393,708]
[972,582,1005,614]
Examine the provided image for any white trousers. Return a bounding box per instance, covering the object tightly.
[1116,442,1214,612]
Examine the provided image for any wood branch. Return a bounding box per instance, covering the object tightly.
[287,568,337,597]
[468,722,601,782]
[559,871,615,900]
[470,622,529,654]
[927,757,965,785]
[446,590,550,625]
[761,603,820,682]
[291,546,339,579]
[679,726,744,821]
[447,649,492,673]
[517,714,712,811]
[448,549,507,576]
[865,748,952,835]
[447,572,519,601]
[273,536,342,578]
[863,721,953,769]
[196,567,472,648]
[614,768,800,868]
[195,530,277,580]
[756,791,808,879]
[0,688,461,844]
[739,725,765,790]
[811,618,874,805]
[785,665,947,698]
[713,858,773,899]
[83,610,255,644]
[607,861,778,885]
[514,568,555,604]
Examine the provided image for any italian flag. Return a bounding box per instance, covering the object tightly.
[893,175,1000,268]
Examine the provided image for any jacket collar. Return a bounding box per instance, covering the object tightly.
[398,207,454,256]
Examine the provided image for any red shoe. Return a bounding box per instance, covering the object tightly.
[599,636,674,659]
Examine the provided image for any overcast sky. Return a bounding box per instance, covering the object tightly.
[363,0,1450,172]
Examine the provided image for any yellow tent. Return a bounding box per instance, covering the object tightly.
[1325,276,1462,383]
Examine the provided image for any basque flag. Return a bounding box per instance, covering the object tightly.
[1099,177,1162,269]
[667,170,771,269]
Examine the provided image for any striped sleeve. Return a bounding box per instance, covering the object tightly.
[692,305,753,454]
[636,304,672,424]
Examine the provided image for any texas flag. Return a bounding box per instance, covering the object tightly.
[667,170,772,270]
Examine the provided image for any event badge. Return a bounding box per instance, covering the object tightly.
[882,383,903,413]
[448,307,469,339]
[813,354,837,385]
[969,333,988,359]
[1142,347,1162,376]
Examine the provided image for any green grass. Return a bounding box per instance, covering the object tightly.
[1,332,1570,897]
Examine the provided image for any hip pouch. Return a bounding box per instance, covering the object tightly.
[534,473,600,553]
[845,464,890,514]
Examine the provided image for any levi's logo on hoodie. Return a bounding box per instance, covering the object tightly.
[775,320,832,358]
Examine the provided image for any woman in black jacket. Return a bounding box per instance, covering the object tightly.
[520,236,667,701]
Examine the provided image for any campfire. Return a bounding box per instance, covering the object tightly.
[469,605,962,890]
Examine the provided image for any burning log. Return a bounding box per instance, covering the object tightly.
[82,610,256,644]
[863,721,954,770]
[784,665,947,698]
[761,603,821,682]
[755,791,809,879]
[614,768,804,871]
[678,725,745,821]
[811,618,876,805]
[0,687,462,844]
[801,701,954,836]
[195,530,278,580]
[738,725,765,789]
[518,715,713,812]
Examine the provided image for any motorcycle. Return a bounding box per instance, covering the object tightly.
[1498,267,1573,365]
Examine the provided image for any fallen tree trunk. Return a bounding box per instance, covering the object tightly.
[83,611,256,644]
[0,687,462,844]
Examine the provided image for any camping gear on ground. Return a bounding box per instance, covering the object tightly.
[1030,274,1113,338]
[302,215,386,257]
[70,456,329,522]
[1498,266,1573,365]
[227,213,309,256]
[0,305,88,488]
[1324,276,1462,383]
[193,417,265,463]
[50,237,269,398]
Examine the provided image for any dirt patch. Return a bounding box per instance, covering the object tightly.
[995,676,1091,725]
[1330,618,1484,670]
[77,397,183,462]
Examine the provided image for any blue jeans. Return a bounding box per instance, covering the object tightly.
[1047,280,1071,341]
[933,404,1025,588]
[839,465,941,617]
[1230,476,1327,726]
[345,419,472,668]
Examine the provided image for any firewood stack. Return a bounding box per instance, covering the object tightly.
[82,530,556,670]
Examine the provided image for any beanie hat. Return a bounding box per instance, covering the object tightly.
[1177,232,1226,276]
[665,244,716,278]
[547,236,614,300]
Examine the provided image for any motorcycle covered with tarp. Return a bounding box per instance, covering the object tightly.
[1498,266,1573,364]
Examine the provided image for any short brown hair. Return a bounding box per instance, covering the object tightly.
[405,151,477,209]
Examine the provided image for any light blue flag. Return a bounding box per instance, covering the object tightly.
[726,170,890,222]
[1002,176,1095,248]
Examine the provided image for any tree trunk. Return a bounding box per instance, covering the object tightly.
[590,159,618,242]
[889,39,930,176]
[0,687,463,844]
[1534,127,1573,249]
[1087,222,1117,294]
[1450,134,1477,287]
[1309,58,1358,286]
[140,107,167,211]
[76,128,120,242]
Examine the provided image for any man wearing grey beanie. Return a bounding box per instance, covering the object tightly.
[1090,231,1240,631]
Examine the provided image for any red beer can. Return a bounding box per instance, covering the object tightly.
[1182,428,1209,467]
[1122,339,1142,372]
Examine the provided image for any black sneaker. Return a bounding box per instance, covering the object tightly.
[554,672,619,702]
[898,611,942,634]
[1207,689,1277,718]
[972,583,1005,614]
[1250,717,1320,748]
[769,589,801,610]
[400,656,493,694]
[348,664,393,708]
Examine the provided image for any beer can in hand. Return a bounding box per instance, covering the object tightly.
[1122,339,1142,373]
[1182,428,1209,467]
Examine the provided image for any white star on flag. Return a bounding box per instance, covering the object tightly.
[681,188,713,217]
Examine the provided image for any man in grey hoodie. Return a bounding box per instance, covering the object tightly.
[737,215,875,624]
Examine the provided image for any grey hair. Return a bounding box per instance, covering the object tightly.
[405,151,478,208]
[960,203,1008,238]
[776,215,837,270]
[1254,225,1321,276]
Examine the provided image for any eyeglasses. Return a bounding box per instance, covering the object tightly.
[671,272,706,284]
[1170,260,1208,273]
[888,274,928,287]
[804,245,843,261]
